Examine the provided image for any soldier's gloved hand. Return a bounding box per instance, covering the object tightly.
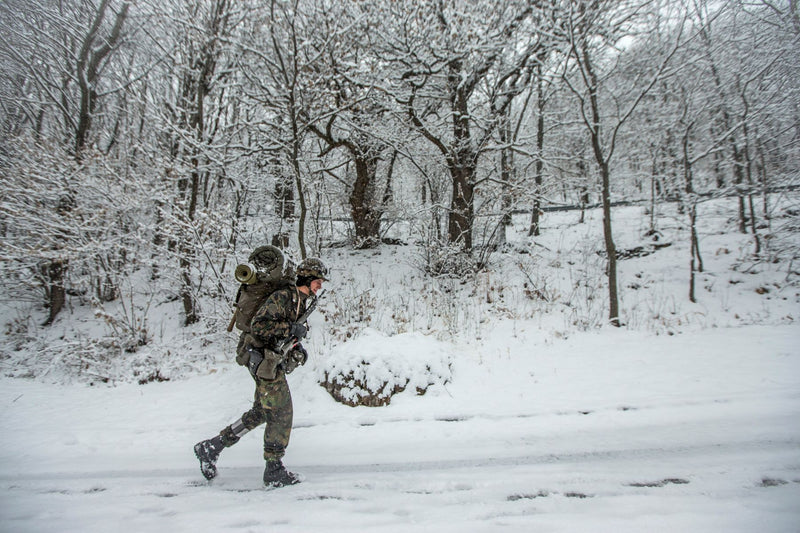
[283,346,307,374]
[288,322,308,339]
[293,344,308,365]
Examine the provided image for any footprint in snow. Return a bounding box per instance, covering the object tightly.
[627,478,689,488]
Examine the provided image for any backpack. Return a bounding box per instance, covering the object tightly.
[227,245,296,334]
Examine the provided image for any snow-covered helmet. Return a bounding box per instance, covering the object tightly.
[296,258,329,281]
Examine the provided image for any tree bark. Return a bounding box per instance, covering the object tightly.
[42,260,66,326]
[75,0,129,158]
[598,160,620,324]
[683,125,702,303]
[447,157,476,250]
[43,0,128,325]
[529,64,545,237]
[582,40,620,326]
[350,154,383,247]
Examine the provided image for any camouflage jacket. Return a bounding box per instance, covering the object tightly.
[250,286,309,350]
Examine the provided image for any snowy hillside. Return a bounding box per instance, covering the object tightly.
[1,199,799,532]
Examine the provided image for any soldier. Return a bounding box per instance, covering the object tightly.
[194,257,329,488]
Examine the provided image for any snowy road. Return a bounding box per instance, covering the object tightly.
[2,393,798,532]
[2,325,799,532]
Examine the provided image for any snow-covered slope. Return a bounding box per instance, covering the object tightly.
[1,199,799,531]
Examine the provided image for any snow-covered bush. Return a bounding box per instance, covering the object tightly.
[317,328,453,407]
[419,241,478,278]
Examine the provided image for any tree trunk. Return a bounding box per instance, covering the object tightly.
[291,125,308,259]
[350,154,382,247]
[446,58,476,251]
[447,160,476,250]
[599,160,620,325]
[274,175,295,220]
[579,187,588,224]
[649,155,658,233]
[529,67,545,237]
[757,139,771,243]
[74,0,129,158]
[689,205,698,303]
[683,124,703,303]
[270,151,294,249]
[499,109,513,231]
[180,253,198,325]
[689,204,701,303]
[732,144,748,234]
[42,260,67,326]
[582,41,619,326]
[742,121,761,254]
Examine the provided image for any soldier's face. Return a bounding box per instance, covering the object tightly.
[310,279,324,295]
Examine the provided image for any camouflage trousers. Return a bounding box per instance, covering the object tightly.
[218,371,294,461]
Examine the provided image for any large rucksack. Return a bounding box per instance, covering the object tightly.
[227,245,296,334]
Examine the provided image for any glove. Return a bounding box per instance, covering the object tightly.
[288,322,308,339]
[282,346,308,374]
[293,344,308,365]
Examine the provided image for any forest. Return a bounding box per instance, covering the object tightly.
[0,0,798,381]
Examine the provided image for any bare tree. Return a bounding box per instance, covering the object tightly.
[74,1,130,159]
[377,0,547,254]
[236,0,338,259]
[152,0,236,325]
[302,4,405,248]
[560,0,685,326]
[690,0,753,233]
[0,0,131,325]
[527,52,556,237]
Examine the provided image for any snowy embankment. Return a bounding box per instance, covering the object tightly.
[1,323,798,532]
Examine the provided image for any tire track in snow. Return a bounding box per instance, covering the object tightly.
[2,436,795,483]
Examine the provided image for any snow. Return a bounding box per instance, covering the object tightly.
[1,201,800,532]
[318,328,453,405]
[2,325,798,532]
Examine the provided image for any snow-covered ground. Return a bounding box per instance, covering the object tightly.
[1,322,798,532]
[1,199,799,532]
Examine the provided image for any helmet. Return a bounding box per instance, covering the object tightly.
[296,258,329,281]
[248,245,284,276]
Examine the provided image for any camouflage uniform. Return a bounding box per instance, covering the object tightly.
[218,286,310,462]
[194,256,327,485]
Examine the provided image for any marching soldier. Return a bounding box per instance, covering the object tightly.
[194,256,329,488]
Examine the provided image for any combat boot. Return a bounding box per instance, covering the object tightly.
[194,435,224,480]
[263,459,300,488]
